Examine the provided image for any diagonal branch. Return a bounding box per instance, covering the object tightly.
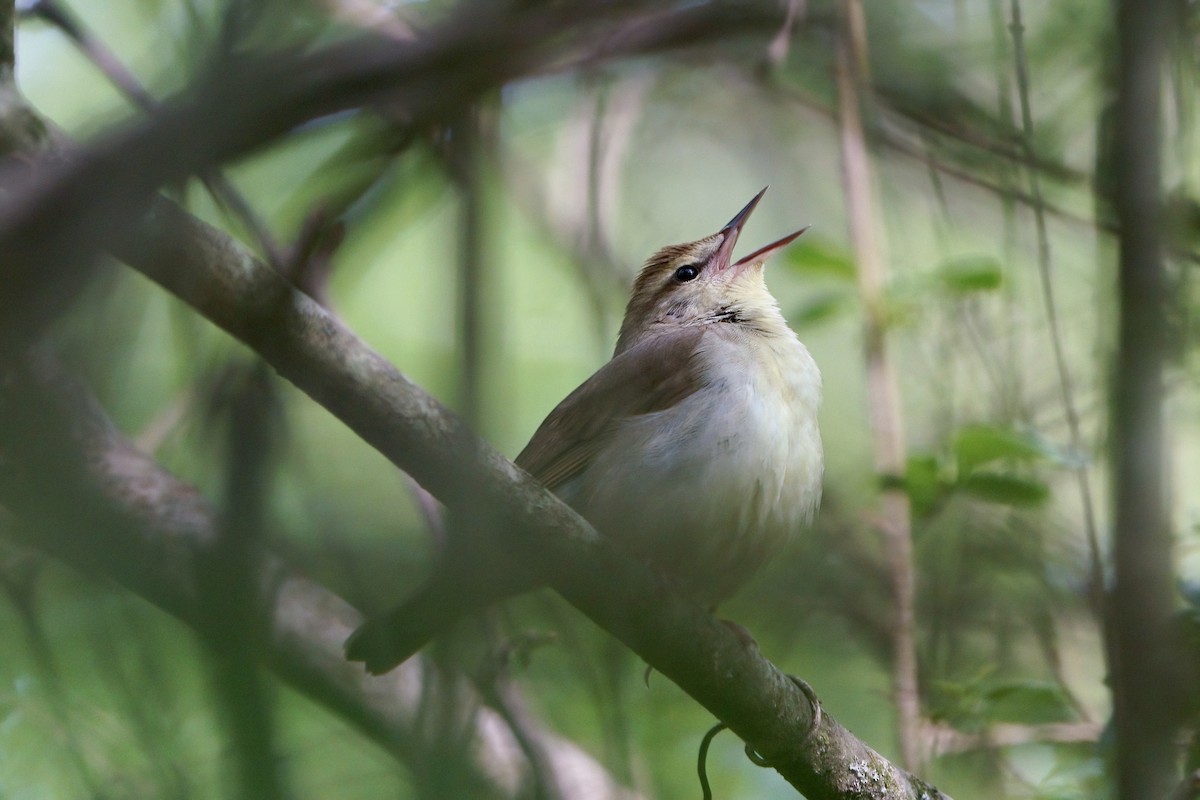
[0,0,775,351]
[0,351,640,800]
[108,192,951,799]
[0,1,952,791]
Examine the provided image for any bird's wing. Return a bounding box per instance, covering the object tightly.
[515,328,708,491]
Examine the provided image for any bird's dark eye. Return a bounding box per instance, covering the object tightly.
[673,263,701,282]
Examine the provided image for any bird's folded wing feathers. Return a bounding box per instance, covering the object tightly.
[515,328,707,491]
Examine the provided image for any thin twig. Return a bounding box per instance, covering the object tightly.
[2,0,15,75]
[20,0,287,266]
[0,561,110,798]
[453,106,487,428]
[988,0,1025,421]
[697,722,728,800]
[202,363,287,800]
[764,0,804,68]
[733,66,1123,243]
[1008,0,1105,615]
[473,667,567,800]
[834,0,921,772]
[19,0,155,106]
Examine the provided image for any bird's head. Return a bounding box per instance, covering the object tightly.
[615,188,806,354]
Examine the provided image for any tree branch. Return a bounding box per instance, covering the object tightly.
[1108,0,1182,796]
[834,0,921,771]
[0,351,640,800]
[0,0,952,791]
[0,0,774,351]
[106,191,950,798]
[1,0,13,77]
[1007,0,1105,618]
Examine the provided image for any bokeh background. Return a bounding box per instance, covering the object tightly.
[1,0,1195,797]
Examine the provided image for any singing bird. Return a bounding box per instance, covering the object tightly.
[346,188,823,674]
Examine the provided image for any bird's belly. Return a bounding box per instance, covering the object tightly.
[568,376,822,604]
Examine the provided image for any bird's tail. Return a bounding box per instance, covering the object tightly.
[345,581,474,674]
[345,553,539,674]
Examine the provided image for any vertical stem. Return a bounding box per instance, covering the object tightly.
[1007,0,1105,615]
[1109,0,1178,796]
[456,108,485,429]
[1,0,13,80]
[1,572,109,798]
[451,105,566,800]
[204,365,286,800]
[834,0,921,771]
[988,0,1023,419]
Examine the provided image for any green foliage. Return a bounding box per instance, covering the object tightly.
[6,0,1185,798]
[930,671,1075,731]
[954,424,1047,473]
[960,472,1050,507]
[902,424,1057,514]
[932,256,1005,294]
[877,256,1007,333]
[903,454,944,518]
[983,681,1076,725]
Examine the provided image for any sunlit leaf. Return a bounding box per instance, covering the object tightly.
[904,454,947,518]
[961,472,1050,506]
[934,256,1004,293]
[954,424,1049,474]
[982,681,1075,725]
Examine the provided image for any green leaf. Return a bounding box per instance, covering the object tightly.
[783,237,856,280]
[961,472,1050,506]
[982,681,1074,725]
[954,424,1048,474]
[904,455,946,518]
[934,255,1004,293]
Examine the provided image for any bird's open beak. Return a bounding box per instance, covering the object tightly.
[713,187,767,271]
[714,187,807,271]
[732,226,809,268]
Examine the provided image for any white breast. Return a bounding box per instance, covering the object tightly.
[573,326,823,603]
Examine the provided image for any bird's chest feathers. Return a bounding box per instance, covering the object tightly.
[574,326,822,602]
[586,328,823,536]
[672,332,821,517]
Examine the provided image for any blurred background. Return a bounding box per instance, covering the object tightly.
[0,0,1195,797]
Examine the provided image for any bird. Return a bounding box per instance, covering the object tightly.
[346,187,823,674]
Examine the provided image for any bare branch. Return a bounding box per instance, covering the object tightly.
[108,190,951,798]
[0,1,775,351]
[834,0,921,771]
[1107,0,1184,795]
[1,0,13,76]
[0,352,640,800]
[0,2,953,792]
[1007,0,1105,617]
